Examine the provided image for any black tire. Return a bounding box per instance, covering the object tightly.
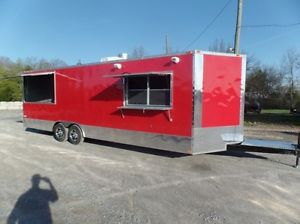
[53,123,67,142]
[68,124,84,145]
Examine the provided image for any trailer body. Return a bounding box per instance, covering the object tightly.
[23,51,246,154]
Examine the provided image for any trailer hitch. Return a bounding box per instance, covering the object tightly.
[229,136,300,168]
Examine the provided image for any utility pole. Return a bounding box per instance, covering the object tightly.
[290,67,294,109]
[165,35,170,54]
[234,0,243,54]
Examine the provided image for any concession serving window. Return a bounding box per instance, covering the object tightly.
[124,73,171,108]
[23,72,55,103]
[105,71,173,121]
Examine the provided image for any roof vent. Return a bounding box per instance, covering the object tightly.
[101,53,128,62]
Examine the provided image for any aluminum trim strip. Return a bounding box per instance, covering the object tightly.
[240,55,247,129]
[192,53,203,129]
[192,126,243,154]
[82,125,192,154]
[23,118,192,154]
[24,118,54,132]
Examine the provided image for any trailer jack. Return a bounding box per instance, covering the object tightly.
[295,133,300,168]
[295,149,299,168]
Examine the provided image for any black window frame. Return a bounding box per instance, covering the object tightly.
[124,73,172,108]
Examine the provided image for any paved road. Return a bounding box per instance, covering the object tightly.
[1,110,300,224]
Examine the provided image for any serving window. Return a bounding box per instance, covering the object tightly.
[23,73,55,103]
[125,74,171,107]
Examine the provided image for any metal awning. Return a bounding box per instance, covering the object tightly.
[118,105,172,111]
[104,71,172,78]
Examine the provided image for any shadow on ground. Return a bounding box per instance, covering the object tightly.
[85,138,187,158]
[212,149,267,160]
[7,174,58,224]
[217,148,297,168]
[25,128,53,136]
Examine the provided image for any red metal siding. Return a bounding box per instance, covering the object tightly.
[23,54,194,137]
[201,55,242,127]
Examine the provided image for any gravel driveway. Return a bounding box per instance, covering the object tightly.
[1,110,300,224]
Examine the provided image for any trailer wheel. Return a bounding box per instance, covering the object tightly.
[68,124,84,145]
[53,123,67,142]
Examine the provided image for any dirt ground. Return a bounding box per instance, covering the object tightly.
[245,123,300,142]
[1,110,300,224]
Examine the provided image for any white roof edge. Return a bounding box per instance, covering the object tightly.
[21,71,55,76]
[197,50,246,57]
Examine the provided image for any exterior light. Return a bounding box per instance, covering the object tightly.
[171,57,180,64]
[113,63,122,69]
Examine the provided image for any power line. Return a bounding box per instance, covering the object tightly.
[242,22,300,28]
[245,27,300,48]
[184,0,233,50]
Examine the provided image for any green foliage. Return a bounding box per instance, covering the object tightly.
[245,65,291,109]
[0,57,67,101]
[244,109,300,126]
[0,80,21,101]
[261,98,289,109]
[246,66,283,98]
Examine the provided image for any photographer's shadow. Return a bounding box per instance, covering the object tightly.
[7,174,58,224]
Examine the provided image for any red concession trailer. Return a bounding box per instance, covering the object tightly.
[22,50,246,154]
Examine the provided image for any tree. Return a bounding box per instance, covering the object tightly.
[0,79,21,101]
[246,66,283,99]
[245,54,260,74]
[0,57,14,70]
[208,39,232,53]
[130,46,146,59]
[20,57,67,70]
[0,57,67,101]
[281,48,300,108]
[208,39,260,74]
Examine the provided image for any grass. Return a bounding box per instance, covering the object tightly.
[244,109,300,126]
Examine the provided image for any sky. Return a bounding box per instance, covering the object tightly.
[0,0,299,66]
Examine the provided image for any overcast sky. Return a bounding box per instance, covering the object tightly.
[0,0,299,65]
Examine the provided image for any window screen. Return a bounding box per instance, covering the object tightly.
[24,73,55,103]
[125,74,171,107]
